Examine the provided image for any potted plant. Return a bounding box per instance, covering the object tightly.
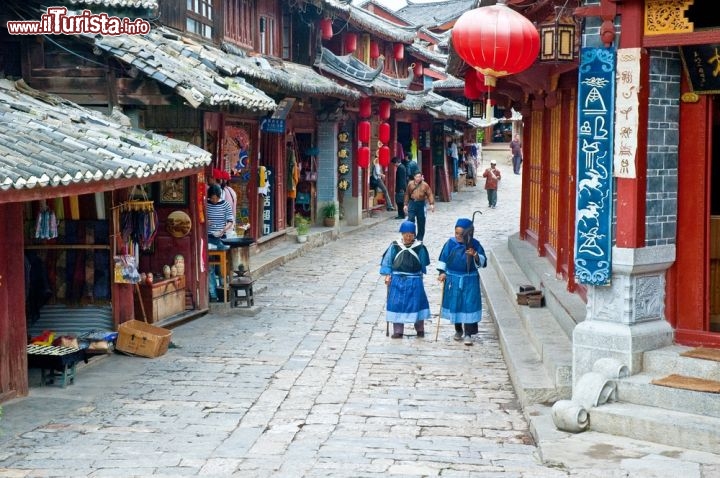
[294,214,310,243]
[321,202,337,227]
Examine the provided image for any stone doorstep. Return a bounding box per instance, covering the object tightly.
[642,345,720,379]
[614,373,720,418]
[589,402,720,455]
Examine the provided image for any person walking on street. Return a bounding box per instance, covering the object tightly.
[380,220,431,338]
[510,134,523,175]
[482,160,501,209]
[372,157,395,211]
[437,217,487,346]
[392,156,407,219]
[403,170,435,242]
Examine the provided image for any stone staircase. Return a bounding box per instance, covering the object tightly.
[482,233,720,454]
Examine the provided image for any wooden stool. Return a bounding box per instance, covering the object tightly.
[208,249,230,303]
[230,277,254,307]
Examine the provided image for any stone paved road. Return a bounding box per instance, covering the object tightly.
[0,155,574,477]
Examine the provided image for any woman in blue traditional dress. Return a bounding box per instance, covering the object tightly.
[437,218,487,345]
[380,220,431,338]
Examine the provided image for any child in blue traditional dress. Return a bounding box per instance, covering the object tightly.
[437,218,487,345]
[380,220,431,338]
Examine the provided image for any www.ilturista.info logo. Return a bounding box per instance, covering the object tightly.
[7,7,151,36]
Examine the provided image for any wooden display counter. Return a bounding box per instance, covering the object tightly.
[134,276,185,323]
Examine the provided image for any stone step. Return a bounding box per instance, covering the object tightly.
[589,402,720,455]
[615,373,720,418]
[481,243,571,406]
[642,345,720,379]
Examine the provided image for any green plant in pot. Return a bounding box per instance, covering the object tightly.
[321,202,337,227]
[294,214,310,242]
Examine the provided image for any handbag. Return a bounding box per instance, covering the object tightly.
[303,155,318,181]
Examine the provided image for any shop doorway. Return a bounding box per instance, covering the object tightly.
[709,96,720,332]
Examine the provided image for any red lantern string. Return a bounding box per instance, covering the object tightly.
[320,18,333,41]
[378,122,391,144]
[358,121,371,143]
[393,43,404,61]
[378,100,391,120]
[358,146,371,168]
[359,97,371,118]
[378,146,391,167]
[344,33,357,53]
[369,41,380,59]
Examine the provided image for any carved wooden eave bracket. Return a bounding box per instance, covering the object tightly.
[574,0,620,47]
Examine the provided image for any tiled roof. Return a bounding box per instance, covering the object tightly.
[81,27,276,111]
[219,44,360,101]
[396,90,486,128]
[406,42,448,66]
[69,0,158,8]
[396,0,475,28]
[344,4,417,43]
[0,79,211,193]
[315,48,408,100]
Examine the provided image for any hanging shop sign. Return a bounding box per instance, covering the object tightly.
[574,47,615,286]
[261,97,296,133]
[681,44,720,94]
[261,166,274,236]
[614,48,640,179]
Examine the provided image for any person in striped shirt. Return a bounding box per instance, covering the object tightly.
[206,184,232,301]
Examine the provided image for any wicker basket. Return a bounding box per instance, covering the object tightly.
[116,320,172,358]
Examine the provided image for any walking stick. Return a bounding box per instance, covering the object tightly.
[385,280,390,337]
[435,280,445,342]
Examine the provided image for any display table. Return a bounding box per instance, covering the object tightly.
[27,344,88,387]
[134,276,185,323]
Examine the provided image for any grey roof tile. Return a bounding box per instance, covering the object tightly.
[0,79,211,194]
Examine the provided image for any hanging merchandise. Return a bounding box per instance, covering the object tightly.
[35,203,58,240]
[118,185,157,252]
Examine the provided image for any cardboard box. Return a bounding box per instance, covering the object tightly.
[116,320,172,358]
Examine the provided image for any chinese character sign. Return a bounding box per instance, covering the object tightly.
[575,47,615,286]
[614,48,640,179]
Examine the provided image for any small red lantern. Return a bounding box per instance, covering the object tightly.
[358,146,371,168]
[378,122,391,144]
[393,43,404,61]
[344,32,357,53]
[358,121,371,143]
[369,41,380,59]
[451,4,540,88]
[359,97,371,118]
[320,18,333,41]
[413,62,423,77]
[378,146,391,167]
[378,99,391,120]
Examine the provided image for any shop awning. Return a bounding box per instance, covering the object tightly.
[0,79,211,195]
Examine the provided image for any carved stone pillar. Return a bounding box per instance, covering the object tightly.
[572,244,675,386]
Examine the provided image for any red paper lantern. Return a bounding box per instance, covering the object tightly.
[369,41,380,59]
[358,146,371,168]
[378,99,391,120]
[451,3,540,88]
[344,32,357,53]
[378,146,391,167]
[359,97,371,118]
[393,43,404,61]
[413,62,423,77]
[378,122,391,144]
[320,18,333,41]
[464,70,482,100]
[358,121,371,143]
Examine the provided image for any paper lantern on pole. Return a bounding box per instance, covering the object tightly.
[359,97,371,118]
[378,99,391,120]
[378,146,390,167]
[320,18,333,41]
[358,146,371,168]
[358,121,371,143]
[378,122,391,144]
[393,43,404,61]
[369,41,380,59]
[344,32,357,53]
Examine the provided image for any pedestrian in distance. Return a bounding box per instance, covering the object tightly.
[380,220,431,338]
[482,159,501,209]
[372,156,395,211]
[392,156,407,219]
[437,217,487,346]
[403,152,420,179]
[403,170,435,242]
[510,134,523,175]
